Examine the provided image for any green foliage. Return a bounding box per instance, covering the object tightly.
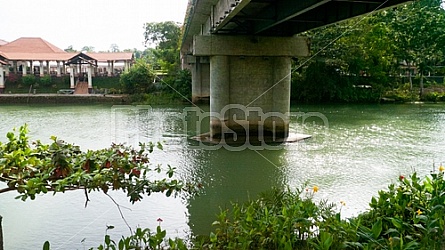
[294,0,445,103]
[39,75,52,87]
[144,21,181,51]
[120,60,155,94]
[6,76,69,93]
[355,172,445,249]
[21,75,36,86]
[0,125,195,203]
[292,61,380,103]
[93,76,121,90]
[160,69,191,100]
[197,186,333,249]
[92,226,187,250]
[196,172,445,249]
[143,21,181,74]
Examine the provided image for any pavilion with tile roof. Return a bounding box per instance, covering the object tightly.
[0,37,134,93]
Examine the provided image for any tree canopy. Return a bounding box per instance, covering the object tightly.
[143,21,182,74]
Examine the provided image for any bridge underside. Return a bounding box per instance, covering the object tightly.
[212,0,407,36]
[182,0,410,49]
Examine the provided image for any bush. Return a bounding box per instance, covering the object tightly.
[39,75,52,87]
[291,61,380,103]
[120,60,155,94]
[169,69,192,100]
[198,186,331,249]
[21,75,36,86]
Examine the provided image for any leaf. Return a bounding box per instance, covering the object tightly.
[105,235,111,246]
[391,217,403,229]
[384,228,399,235]
[371,219,382,239]
[210,232,217,243]
[43,241,50,250]
[413,223,426,231]
[118,239,124,250]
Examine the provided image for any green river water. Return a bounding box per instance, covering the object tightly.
[0,103,444,249]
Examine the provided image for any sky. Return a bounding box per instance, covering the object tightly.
[0,0,188,52]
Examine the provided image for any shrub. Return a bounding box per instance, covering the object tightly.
[39,75,52,87]
[354,171,445,249]
[120,60,155,94]
[21,75,36,86]
[164,69,191,100]
[197,185,332,249]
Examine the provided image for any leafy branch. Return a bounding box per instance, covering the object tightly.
[0,124,197,203]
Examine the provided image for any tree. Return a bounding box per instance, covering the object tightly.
[293,0,445,102]
[81,46,95,52]
[110,43,120,52]
[144,21,181,50]
[120,59,155,94]
[143,21,182,73]
[64,45,77,53]
[387,0,445,95]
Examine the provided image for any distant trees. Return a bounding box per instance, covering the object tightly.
[387,0,445,94]
[64,45,77,53]
[110,43,120,52]
[141,21,192,100]
[293,0,445,102]
[81,46,95,52]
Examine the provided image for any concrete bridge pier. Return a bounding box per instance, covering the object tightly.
[192,35,309,140]
[188,56,210,103]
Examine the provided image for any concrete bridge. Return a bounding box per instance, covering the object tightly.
[181,0,410,141]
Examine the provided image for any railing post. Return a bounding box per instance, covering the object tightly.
[0,215,4,250]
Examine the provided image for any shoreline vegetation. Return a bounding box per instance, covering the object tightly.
[0,93,130,104]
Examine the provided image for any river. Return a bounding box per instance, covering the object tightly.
[0,103,444,249]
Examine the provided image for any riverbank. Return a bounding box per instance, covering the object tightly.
[0,94,130,104]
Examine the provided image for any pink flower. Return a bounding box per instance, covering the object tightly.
[399,175,405,181]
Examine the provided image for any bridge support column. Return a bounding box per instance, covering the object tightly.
[209,55,291,139]
[189,56,210,103]
[193,35,309,139]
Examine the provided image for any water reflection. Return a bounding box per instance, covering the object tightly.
[185,148,288,235]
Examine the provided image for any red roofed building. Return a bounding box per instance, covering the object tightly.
[0,37,134,93]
